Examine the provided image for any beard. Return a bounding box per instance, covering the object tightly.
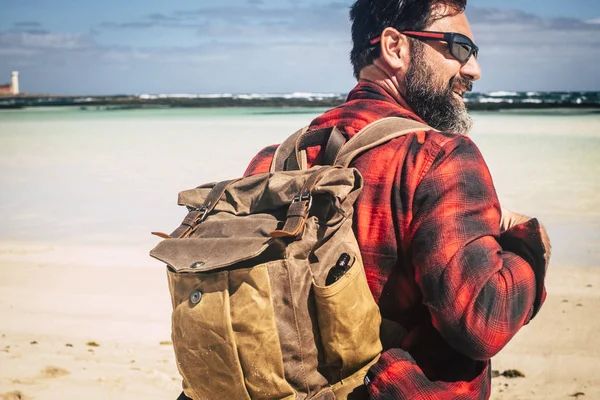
[404,41,473,134]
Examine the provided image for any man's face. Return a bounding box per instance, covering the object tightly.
[403,10,481,134]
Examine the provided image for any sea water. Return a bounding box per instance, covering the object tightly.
[0,107,598,268]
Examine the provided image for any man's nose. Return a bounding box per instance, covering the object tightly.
[461,55,482,82]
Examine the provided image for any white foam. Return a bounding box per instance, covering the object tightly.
[137,92,343,100]
[479,98,514,103]
[487,91,519,97]
[522,99,543,104]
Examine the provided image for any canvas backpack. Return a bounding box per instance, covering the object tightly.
[150,117,431,400]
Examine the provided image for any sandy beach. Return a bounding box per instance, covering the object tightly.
[0,242,178,400]
[1,110,599,399]
[0,241,598,400]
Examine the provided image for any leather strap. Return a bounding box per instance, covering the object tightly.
[270,165,340,239]
[170,178,241,238]
[273,126,347,171]
[335,118,434,167]
[322,127,346,166]
[271,126,309,173]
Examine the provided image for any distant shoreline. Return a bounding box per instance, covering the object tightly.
[1,92,599,111]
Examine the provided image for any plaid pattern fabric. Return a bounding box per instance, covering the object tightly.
[244,81,547,399]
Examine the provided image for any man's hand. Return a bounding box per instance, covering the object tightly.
[500,208,551,268]
[500,208,531,232]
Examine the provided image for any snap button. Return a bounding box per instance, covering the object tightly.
[190,261,205,269]
[190,290,202,304]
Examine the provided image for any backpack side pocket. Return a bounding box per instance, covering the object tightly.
[313,255,382,382]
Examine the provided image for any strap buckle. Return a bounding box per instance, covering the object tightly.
[291,192,312,211]
[192,205,210,223]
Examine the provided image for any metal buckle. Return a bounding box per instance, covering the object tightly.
[292,192,312,211]
[193,206,210,223]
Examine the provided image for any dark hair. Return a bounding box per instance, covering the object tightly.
[349,0,467,79]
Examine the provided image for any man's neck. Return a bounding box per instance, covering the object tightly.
[358,61,415,113]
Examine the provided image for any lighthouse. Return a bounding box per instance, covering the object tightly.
[11,71,19,95]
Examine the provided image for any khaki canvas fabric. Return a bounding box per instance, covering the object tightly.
[150,118,430,399]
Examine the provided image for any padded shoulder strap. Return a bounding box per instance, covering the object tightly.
[334,117,434,167]
[270,126,309,173]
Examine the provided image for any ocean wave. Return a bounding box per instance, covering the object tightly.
[487,91,519,97]
[2,91,599,110]
[521,99,544,104]
[479,98,514,103]
[138,92,343,100]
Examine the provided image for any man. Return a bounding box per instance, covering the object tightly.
[245,0,550,398]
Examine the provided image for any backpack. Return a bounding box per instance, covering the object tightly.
[150,117,430,400]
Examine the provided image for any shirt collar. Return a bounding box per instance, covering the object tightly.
[309,80,424,138]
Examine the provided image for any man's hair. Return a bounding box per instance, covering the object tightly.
[349,0,467,79]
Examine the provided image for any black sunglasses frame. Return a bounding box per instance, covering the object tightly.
[370,30,479,63]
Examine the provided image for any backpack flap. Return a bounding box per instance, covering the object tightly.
[150,235,279,274]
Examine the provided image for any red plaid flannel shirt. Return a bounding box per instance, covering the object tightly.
[244,81,548,399]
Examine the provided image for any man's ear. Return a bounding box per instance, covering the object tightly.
[378,27,410,71]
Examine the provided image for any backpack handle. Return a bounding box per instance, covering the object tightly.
[270,126,346,172]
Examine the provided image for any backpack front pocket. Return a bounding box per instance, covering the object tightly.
[312,256,382,382]
[164,257,295,400]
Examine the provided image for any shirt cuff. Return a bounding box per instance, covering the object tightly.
[498,218,549,320]
[365,348,418,399]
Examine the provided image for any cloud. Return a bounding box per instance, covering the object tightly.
[465,7,600,90]
[0,31,95,51]
[468,7,600,50]
[468,7,600,31]
[13,21,43,28]
[96,3,350,41]
[467,7,542,25]
[188,4,350,42]
[469,7,600,33]
[146,13,181,22]
[2,4,599,94]
[99,21,156,29]
[12,28,50,35]
[10,21,49,35]
[98,12,189,30]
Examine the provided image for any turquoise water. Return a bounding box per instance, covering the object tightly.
[0,107,329,120]
[0,107,599,267]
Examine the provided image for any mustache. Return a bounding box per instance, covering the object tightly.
[450,76,473,92]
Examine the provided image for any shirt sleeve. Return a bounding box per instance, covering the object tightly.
[366,135,549,399]
[408,135,547,360]
[243,145,278,177]
[366,348,487,399]
[409,136,546,360]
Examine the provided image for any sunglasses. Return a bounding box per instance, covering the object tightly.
[370,30,479,63]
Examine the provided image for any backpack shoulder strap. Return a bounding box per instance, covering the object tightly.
[270,126,309,173]
[334,117,435,167]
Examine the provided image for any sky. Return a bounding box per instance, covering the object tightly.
[1,0,599,95]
